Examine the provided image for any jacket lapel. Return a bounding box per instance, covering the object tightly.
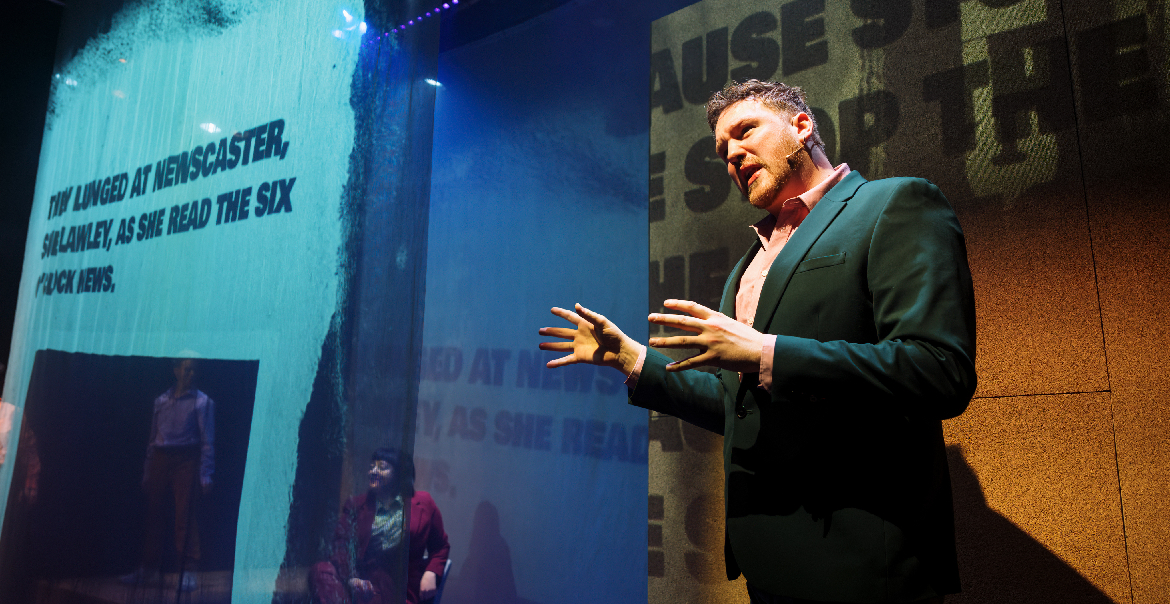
[753,171,866,335]
[721,240,759,394]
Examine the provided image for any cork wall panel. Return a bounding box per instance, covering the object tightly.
[647,410,749,603]
[944,392,1130,603]
[1063,1,1170,601]
[959,196,1107,398]
[874,0,1109,399]
[1089,193,1170,604]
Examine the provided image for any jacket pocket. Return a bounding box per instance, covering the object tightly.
[794,251,846,273]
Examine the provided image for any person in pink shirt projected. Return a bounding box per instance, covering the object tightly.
[122,357,214,592]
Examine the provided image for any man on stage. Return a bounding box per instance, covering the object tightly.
[124,357,215,591]
[539,80,976,603]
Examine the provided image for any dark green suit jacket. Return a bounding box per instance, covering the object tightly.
[631,172,976,602]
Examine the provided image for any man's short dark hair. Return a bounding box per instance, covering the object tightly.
[706,79,825,149]
[372,446,415,497]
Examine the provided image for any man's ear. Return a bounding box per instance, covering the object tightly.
[790,112,814,146]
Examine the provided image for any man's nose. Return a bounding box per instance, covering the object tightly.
[725,142,746,168]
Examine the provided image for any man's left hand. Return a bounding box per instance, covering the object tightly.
[420,570,438,600]
[648,299,765,373]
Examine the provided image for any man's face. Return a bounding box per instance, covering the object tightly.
[714,99,802,212]
[174,359,196,391]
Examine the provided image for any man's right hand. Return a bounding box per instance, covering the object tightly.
[538,304,644,376]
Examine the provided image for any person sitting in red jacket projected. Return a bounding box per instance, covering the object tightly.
[311,447,450,604]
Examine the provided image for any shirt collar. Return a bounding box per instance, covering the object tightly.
[751,163,851,247]
[166,387,197,400]
[376,494,404,513]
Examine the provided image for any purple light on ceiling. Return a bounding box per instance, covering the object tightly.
[389,0,460,31]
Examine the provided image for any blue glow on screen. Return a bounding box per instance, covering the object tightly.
[420,0,697,601]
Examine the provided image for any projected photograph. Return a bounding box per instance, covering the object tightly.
[0,350,258,604]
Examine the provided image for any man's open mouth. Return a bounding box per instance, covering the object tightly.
[743,165,761,188]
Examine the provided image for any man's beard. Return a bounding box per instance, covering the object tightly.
[745,143,805,211]
[746,161,791,210]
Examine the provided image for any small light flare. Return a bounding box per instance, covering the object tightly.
[359,22,367,34]
[332,29,345,38]
[200,123,222,133]
[112,90,126,98]
[343,9,353,22]
[425,78,442,87]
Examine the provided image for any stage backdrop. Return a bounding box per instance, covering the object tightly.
[1,0,441,602]
[649,0,1169,602]
[414,0,693,602]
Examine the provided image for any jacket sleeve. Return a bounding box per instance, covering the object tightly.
[422,494,450,577]
[770,178,977,419]
[628,348,728,435]
[330,496,361,582]
[197,394,215,484]
[143,397,160,484]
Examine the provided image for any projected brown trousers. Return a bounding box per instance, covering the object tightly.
[142,445,201,568]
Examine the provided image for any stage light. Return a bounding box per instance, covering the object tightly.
[388,0,458,33]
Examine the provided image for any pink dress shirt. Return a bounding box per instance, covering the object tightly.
[628,164,851,391]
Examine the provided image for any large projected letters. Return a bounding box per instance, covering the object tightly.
[33,118,297,301]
